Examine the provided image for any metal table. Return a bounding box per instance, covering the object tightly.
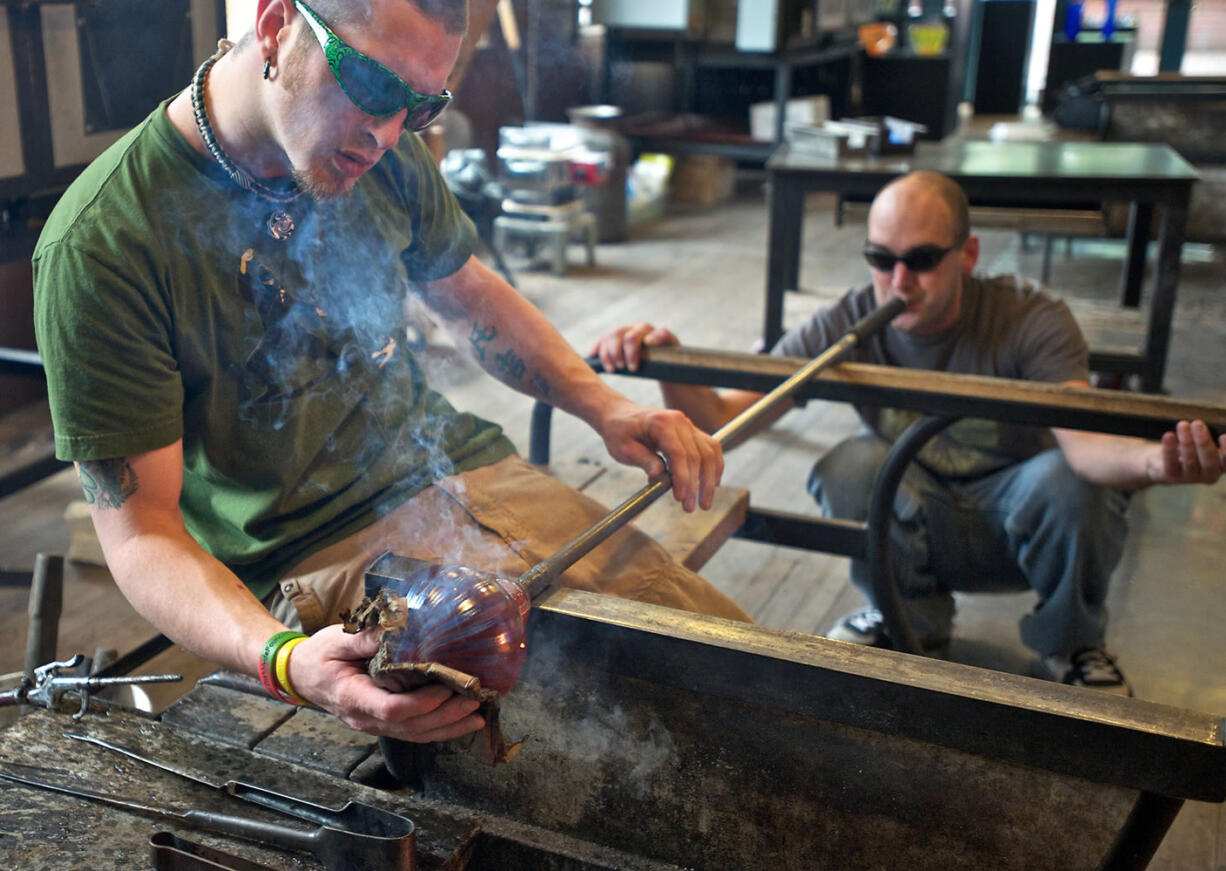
[763,140,1200,392]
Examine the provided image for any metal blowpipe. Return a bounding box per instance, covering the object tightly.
[517,295,907,598]
[366,297,905,699]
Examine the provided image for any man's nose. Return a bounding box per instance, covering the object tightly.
[891,261,912,287]
[368,111,408,150]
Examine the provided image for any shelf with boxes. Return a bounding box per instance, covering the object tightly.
[592,1,872,163]
[593,0,877,53]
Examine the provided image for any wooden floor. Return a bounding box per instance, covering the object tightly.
[2,184,1224,866]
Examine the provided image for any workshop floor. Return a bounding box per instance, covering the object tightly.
[2,184,1224,867]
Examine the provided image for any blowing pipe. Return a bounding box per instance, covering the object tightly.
[374,297,906,696]
[518,296,907,599]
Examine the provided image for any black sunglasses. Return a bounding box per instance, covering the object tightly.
[863,240,962,273]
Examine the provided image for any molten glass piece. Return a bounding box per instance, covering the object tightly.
[379,564,530,696]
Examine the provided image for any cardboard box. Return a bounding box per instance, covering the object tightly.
[784,124,856,159]
[591,0,702,31]
[750,95,831,141]
[817,0,848,32]
[669,154,737,206]
[704,0,739,41]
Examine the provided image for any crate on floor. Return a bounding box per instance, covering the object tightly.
[493,200,597,277]
[669,154,737,207]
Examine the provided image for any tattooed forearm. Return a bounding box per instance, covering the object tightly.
[494,348,527,383]
[469,323,497,362]
[530,373,552,400]
[78,459,138,509]
[471,322,549,398]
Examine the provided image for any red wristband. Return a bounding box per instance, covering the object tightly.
[258,630,306,703]
[257,653,294,704]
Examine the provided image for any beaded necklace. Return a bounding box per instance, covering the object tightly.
[190,40,302,241]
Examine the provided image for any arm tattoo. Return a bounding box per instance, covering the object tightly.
[469,323,497,362]
[471,322,547,397]
[531,373,552,400]
[79,459,138,510]
[494,348,527,383]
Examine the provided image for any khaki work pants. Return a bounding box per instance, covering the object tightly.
[267,455,751,633]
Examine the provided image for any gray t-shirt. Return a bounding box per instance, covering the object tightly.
[773,274,1089,477]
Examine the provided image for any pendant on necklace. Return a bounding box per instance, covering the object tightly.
[266,209,295,241]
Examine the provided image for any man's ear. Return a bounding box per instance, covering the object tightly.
[960,233,980,274]
[255,0,292,56]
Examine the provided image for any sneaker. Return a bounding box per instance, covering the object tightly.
[1035,647,1133,697]
[826,607,950,657]
[828,607,890,646]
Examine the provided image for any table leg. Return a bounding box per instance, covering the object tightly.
[1120,201,1152,308]
[1141,196,1189,394]
[764,179,804,351]
[1098,791,1184,871]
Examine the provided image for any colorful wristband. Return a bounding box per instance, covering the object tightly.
[258,630,306,704]
[257,653,294,704]
[274,635,309,706]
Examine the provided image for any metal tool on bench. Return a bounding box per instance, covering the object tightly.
[0,654,181,718]
[362,297,909,696]
[150,831,274,871]
[0,732,416,871]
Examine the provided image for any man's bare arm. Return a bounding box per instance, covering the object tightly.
[78,458,138,509]
[416,256,725,511]
[80,443,299,671]
[1052,381,1226,490]
[590,323,785,439]
[78,442,483,742]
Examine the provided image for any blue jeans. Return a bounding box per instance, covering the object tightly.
[808,433,1130,657]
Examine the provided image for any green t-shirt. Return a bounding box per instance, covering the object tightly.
[33,101,515,598]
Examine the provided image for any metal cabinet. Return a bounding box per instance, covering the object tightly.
[0,1,224,224]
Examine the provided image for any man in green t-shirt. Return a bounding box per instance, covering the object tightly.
[33,0,748,742]
[593,171,1226,696]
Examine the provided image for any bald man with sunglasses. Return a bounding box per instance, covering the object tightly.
[594,170,1225,695]
[33,0,750,745]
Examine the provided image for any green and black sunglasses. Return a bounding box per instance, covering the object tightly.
[294,0,452,131]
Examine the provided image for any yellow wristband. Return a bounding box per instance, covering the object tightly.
[274,635,309,705]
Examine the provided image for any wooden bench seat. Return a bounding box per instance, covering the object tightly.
[544,459,749,572]
[1063,297,1148,345]
[967,205,1105,236]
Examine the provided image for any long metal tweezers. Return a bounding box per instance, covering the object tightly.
[150,831,273,871]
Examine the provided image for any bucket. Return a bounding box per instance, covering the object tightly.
[566,105,630,243]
